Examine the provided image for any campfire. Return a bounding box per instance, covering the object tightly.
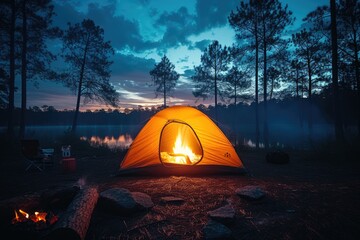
[12,208,58,230]
[160,129,202,165]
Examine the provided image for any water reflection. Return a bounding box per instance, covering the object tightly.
[242,139,265,149]
[1,123,348,151]
[80,134,133,150]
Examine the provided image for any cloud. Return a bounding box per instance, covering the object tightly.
[53,1,158,52]
[53,2,84,29]
[177,56,189,64]
[188,39,212,51]
[87,2,158,51]
[195,0,237,32]
[154,0,237,51]
[156,6,196,48]
[54,0,237,54]
[182,69,195,78]
[111,53,155,76]
[110,53,158,104]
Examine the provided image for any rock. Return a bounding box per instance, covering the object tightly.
[160,196,185,204]
[99,188,153,215]
[236,185,265,200]
[203,220,232,240]
[99,188,136,214]
[132,192,154,209]
[207,204,235,224]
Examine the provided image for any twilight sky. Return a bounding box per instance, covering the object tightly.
[16,0,329,111]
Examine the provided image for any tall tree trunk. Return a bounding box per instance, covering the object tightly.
[270,77,274,100]
[255,15,260,149]
[214,67,218,123]
[234,80,237,106]
[307,57,312,99]
[330,0,344,143]
[263,19,269,150]
[163,77,166,107]
[352,21,360,137]
[295,68,303,128]
[234,80,237,145]
[20,0,27,139]
[296,69,299,98]
[72,37,89,134]
[307,55,313,145]
[7,0,16,140]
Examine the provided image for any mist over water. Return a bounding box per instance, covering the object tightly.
[3,122,354,151]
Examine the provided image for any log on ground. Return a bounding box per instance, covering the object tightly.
[44,186,98,240]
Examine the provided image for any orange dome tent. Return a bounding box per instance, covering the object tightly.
[118,106,245,175]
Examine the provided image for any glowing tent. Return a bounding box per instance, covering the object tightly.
[118,106,245,175]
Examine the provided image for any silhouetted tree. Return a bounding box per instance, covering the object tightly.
[330,0,345,143]
[61,19,119,134]
[0,0,60,138]
[192,40,230,122]
[225,66,251,105]
[20,0,60,138]
[337,0,360,137]
[294,32,330,97]
[0,0,16,139]
[230,0,293,148]
[292,29,328,135]
[288,60,307,98]
[229,0,261,148]
[305,1,359,137]
[258,0,294,149]
[287,59,307,128]
[20,0,27,139]
[0,69,8,109]
[267,40,291,100]
[149,55,179,107]
[267,67,281,100]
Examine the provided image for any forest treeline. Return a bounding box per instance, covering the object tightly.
[0,92,357,128]
[1,0,359,149]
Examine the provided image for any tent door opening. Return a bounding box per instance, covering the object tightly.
[159,120,203,167]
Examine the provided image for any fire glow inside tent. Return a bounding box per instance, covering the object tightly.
[118,106,245,176]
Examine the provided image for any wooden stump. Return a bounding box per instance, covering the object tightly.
[44,186,98,240]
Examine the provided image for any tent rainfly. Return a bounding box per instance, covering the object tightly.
[118,106,245,176]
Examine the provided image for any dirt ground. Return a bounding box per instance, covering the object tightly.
[0,149,360,239]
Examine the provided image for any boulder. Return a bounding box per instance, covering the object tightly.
[203,220,232,240]
[99,188,153,215]
[132,192,154,210]
[236,185,265,200]
[207,204,235,224]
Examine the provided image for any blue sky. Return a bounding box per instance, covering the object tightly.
[16,0,329,111]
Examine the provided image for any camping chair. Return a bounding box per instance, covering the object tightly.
[21,139,54,172]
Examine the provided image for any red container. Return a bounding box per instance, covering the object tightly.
[62,157,76,172]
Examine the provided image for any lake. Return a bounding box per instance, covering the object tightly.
[1,123,353,151]
[20,125,141,150]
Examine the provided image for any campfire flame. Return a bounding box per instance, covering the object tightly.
[161,130,201,165]
[12,209,53,224]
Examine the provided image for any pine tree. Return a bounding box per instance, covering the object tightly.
[149,55,179,107]
[192,40,230,121]
[61,19,119,133]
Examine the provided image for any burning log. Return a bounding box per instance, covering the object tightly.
[45,186,98,240]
